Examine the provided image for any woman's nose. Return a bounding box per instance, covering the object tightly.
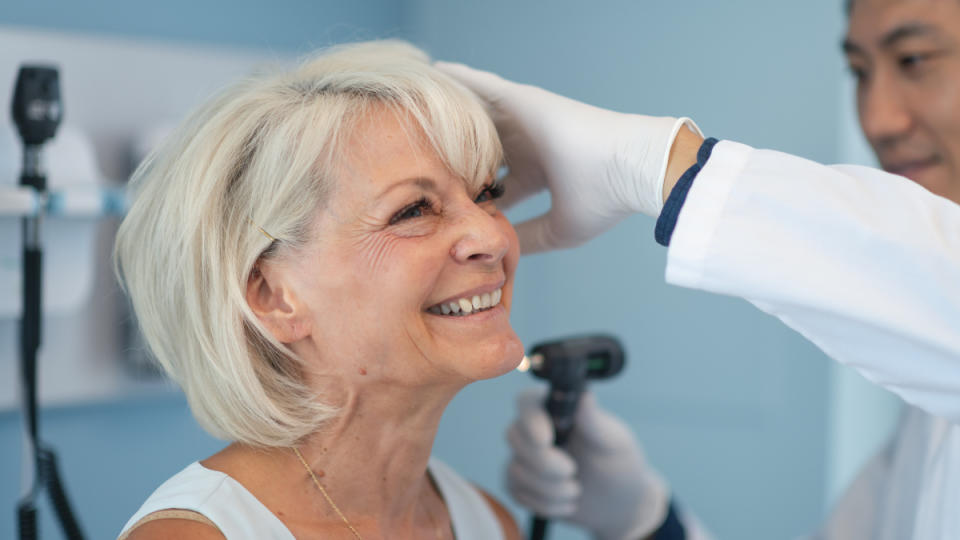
[450,206,510,265]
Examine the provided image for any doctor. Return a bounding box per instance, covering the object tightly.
[438,0,960,538]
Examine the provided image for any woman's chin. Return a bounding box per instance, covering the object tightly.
[465,334,526,381]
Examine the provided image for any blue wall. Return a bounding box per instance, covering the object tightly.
[1,2,851,539]
[2,0,402,52]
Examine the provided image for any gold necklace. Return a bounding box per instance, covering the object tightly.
[293,447,362,539]
[423,489,445,540]
[291,447,446,539]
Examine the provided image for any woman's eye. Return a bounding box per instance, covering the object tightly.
[389,198,433,225]
[475,182,505,204]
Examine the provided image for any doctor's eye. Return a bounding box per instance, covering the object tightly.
[474,182,505,204]
[899,54,927,71]
[897,50,943,77]
[847,64,868,83]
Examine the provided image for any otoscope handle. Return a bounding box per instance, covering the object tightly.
[545,387,582,446]
[530,388,584,540]
[531,516,549,540]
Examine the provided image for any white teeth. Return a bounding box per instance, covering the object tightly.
[429,288,503,316]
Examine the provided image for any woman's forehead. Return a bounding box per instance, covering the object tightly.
[334,106,483,196]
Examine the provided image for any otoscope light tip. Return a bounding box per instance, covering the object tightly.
[516,353,545,373]
[516,355,531,372]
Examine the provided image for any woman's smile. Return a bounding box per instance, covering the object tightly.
[426,282,504,316]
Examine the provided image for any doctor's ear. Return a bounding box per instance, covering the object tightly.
[246,262,312,344]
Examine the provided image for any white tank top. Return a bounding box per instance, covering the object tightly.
[119,458,504,539]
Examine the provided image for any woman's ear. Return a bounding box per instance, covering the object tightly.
[246,261,312,344]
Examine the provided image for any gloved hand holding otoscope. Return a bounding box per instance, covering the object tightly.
[508,335,642,540]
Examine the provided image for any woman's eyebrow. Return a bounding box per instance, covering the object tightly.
[375,176,438,200]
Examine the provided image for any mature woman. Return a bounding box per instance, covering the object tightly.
[115,40,524,539]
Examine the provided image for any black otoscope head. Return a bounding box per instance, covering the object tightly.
[527,334,625,390]
[12,65,62,147]
[525,334,625,445]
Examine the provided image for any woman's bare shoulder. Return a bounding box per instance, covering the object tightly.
[120,511,225,540]
[474,485,522,540]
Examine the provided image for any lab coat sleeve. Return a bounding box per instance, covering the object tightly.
[665,140,960,423]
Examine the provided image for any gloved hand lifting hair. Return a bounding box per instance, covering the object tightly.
[436,62,701,254]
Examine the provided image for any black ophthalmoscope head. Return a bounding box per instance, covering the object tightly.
[11,65,62,189]
[12,65,62,146]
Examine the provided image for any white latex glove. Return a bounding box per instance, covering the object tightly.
[436,61,700,253]
[506,388,669,540]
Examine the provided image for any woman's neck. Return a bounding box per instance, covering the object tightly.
[297,381,456,515]
[207,378,462,537]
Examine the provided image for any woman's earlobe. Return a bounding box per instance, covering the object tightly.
[246,264,310,343]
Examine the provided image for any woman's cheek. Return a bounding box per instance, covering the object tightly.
[355,232,405,278]
[498,213,520,275]
[355,221,439,276]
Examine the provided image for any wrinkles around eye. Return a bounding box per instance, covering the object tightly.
[389,197,436,225]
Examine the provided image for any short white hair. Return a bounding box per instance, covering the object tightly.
[114,40,503,447]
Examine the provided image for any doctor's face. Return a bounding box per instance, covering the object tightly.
[845,0,960,204]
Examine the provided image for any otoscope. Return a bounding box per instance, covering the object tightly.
[520,334,625,540]
[13,64,86,540]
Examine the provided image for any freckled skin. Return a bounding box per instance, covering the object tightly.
[270,104,523,393]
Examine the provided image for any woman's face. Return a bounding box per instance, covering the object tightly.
[277,107,523,389]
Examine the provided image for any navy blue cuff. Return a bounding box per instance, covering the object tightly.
[648,499,686,540]
[654,137,719,246]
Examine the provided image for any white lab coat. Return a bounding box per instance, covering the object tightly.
[666,141,960,539]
